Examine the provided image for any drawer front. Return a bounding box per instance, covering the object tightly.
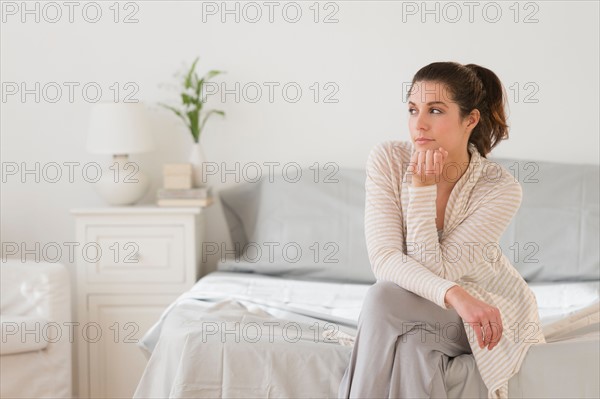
[84,224,185,284]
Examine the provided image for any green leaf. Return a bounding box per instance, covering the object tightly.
[181,93,193,106]
[159,102,184,119]
[184,57,200,90]
[202,69,225,82]
[159,102,192,132]
[196,71,225,99]
[197,78,204,99]
[199,109,225,133]
[161,57,226,142]
[187,109,200,142]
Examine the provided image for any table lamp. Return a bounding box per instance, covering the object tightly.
[86,102,155,205]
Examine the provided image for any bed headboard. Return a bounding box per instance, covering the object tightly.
[219,158,599,283]
[218,168,375,283]
[491,157,599,282]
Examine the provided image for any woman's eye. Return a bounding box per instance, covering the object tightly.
[409,108,442,115]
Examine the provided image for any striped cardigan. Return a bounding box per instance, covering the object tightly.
[364,140,546,399]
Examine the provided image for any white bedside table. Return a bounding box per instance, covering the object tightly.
[70,206,205,399]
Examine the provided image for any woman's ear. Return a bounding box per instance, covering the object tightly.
[466,109,480,130]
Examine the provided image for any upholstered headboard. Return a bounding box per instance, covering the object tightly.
[218,168,374,283]
[491,157,599,282]
[219,158,599,284]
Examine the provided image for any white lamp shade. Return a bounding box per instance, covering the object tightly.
[87,102,155,154]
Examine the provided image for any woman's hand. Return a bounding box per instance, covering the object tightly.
[409,147,448,187]
[445,286,503,351]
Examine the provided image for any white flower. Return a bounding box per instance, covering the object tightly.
[184,87,196,97]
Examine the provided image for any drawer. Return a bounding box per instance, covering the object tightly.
[83,224,185,284]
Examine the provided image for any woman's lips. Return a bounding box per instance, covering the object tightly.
[415,138,434,144]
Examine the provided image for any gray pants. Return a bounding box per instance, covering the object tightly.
[338,281,485,399]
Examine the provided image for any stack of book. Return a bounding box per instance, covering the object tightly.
[162,163,193,189]
[157,163,213,207]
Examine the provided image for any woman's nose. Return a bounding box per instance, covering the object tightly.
[414,112,429,131]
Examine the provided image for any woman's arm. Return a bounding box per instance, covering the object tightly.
[444,284,504,351]
[365,142,458,309]
[403,150,518,351]
[404,175,522,283]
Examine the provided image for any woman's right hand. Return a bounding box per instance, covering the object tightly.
[445,285,503,351]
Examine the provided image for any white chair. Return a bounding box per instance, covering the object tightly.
[1,260,72,398]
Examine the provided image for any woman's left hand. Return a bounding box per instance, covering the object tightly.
[409,147,448,187]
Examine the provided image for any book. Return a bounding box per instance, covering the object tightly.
[157,197,214,207]
[163,175,192,190]
[157,187,212,199]
[163,163,192,175]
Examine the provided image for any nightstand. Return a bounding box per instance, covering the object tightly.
[70,206,205,399]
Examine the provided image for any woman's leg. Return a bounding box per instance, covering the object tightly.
[338,280,473,399]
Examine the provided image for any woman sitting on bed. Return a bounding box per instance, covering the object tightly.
[338,61,545,399]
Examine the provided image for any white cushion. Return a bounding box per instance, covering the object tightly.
[1,315,49,355]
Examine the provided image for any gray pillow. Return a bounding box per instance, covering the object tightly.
[491,157,599,282]
[218,168,376,283]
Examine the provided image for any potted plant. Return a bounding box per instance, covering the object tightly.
[160,57,226,187]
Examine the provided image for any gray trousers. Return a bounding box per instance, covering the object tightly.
[338,281,483,399]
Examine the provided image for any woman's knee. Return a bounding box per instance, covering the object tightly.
[360,281,419,321]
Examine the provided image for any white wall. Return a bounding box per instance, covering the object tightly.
[2,0,599,285]
[2,0,599,298]
[1,0,598,391]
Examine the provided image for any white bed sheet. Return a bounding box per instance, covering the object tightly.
[140,272,599,351]
[135,272,600,398]
[138,272,371,355]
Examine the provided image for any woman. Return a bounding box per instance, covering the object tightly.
[338,62,546,399]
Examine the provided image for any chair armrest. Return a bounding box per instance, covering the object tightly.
[1,260,71,324]
[1,261,72,397]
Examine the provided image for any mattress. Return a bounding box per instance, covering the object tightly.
[135,272,600,398]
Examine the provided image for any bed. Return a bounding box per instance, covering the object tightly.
[134,155,599,398]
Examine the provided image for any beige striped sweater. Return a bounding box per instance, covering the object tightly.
[364,140,546,399]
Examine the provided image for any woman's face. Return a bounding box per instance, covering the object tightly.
[407,80,477,157]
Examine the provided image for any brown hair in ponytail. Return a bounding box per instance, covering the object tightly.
[406,62,509,158]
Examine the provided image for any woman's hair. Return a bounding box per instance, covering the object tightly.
[406,61,509,158]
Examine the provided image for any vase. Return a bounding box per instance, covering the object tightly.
[188,142,208,188]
